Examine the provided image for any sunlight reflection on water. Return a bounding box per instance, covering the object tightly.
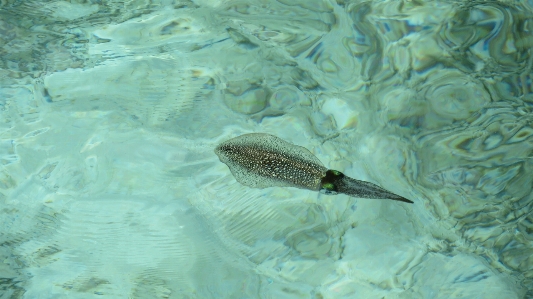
[0,0,532,298]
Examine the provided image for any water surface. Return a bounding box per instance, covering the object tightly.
[0,0,532,298]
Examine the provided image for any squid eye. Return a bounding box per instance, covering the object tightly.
[329,170,342,176]
[322,182,335,190]
[320,182,338,195]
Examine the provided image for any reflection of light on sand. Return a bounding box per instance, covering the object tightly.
[1,0,532,297]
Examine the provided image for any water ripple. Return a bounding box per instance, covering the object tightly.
[1,0,533,297]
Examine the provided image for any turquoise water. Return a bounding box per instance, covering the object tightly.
[1,0,532,298]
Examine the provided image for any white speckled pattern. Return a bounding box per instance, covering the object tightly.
[215,133,327,190]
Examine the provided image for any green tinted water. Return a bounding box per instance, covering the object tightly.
[0,0,532,298]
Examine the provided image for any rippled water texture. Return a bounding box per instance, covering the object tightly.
[1,0,532,298]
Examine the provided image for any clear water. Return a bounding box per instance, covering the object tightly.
[0,0,532,298]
